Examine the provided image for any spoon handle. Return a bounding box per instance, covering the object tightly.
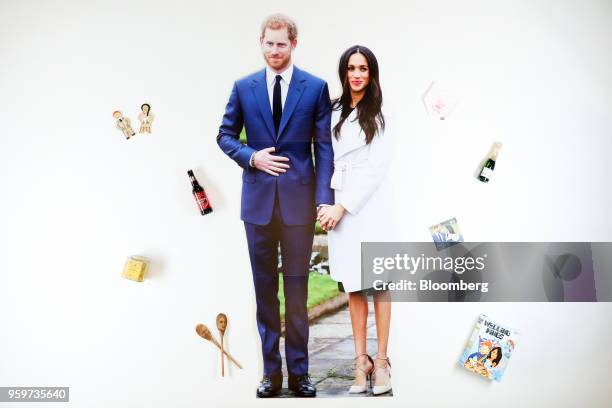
[206,337,243,369]
[220,335,225,377]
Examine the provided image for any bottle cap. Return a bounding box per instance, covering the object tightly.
[187,169,194,176]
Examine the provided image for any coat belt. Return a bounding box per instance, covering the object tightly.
[330,160,367,190]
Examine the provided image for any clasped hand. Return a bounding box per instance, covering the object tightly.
[317,204,346,231]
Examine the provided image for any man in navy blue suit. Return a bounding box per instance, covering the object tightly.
[217,14,333,397]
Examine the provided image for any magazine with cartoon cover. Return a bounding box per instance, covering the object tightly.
[459,314,518,382]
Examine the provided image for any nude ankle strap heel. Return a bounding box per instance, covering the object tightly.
[348,354,374,394]
[372,356,392,395]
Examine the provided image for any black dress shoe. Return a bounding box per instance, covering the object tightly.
[288,374,316,397]
[256,374,283,398]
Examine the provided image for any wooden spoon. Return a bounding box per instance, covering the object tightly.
[216,313,227,377]
[195,324,242,369]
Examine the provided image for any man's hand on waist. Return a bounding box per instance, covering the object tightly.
[250,147,290,176]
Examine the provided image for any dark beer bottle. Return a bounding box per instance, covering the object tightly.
[188,170,213,215]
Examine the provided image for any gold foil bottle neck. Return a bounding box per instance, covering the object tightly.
[490,142,503,159]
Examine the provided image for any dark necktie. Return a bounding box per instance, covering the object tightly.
[273,75,282,135]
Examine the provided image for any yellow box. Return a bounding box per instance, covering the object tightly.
[122,256,150,282]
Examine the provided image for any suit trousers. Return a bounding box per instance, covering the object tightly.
[244,189,314,376]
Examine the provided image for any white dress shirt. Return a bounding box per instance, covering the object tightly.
[265,63,293,111]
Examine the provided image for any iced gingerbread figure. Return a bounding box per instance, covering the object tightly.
[113,110,135,139]
[138,103,154,134]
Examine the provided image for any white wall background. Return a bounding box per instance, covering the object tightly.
[1,0,611,407]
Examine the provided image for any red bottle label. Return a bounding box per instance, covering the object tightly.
[194,191,212,212]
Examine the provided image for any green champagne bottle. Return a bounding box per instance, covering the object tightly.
[478,142,502,183]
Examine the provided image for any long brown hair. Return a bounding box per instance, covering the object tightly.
[332,45,384,144]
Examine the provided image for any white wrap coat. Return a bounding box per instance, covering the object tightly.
[327,108,398,292]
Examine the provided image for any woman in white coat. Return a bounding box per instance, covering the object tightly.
[318,45,396,396]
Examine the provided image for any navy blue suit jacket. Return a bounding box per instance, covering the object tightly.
[217,66,334,226]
